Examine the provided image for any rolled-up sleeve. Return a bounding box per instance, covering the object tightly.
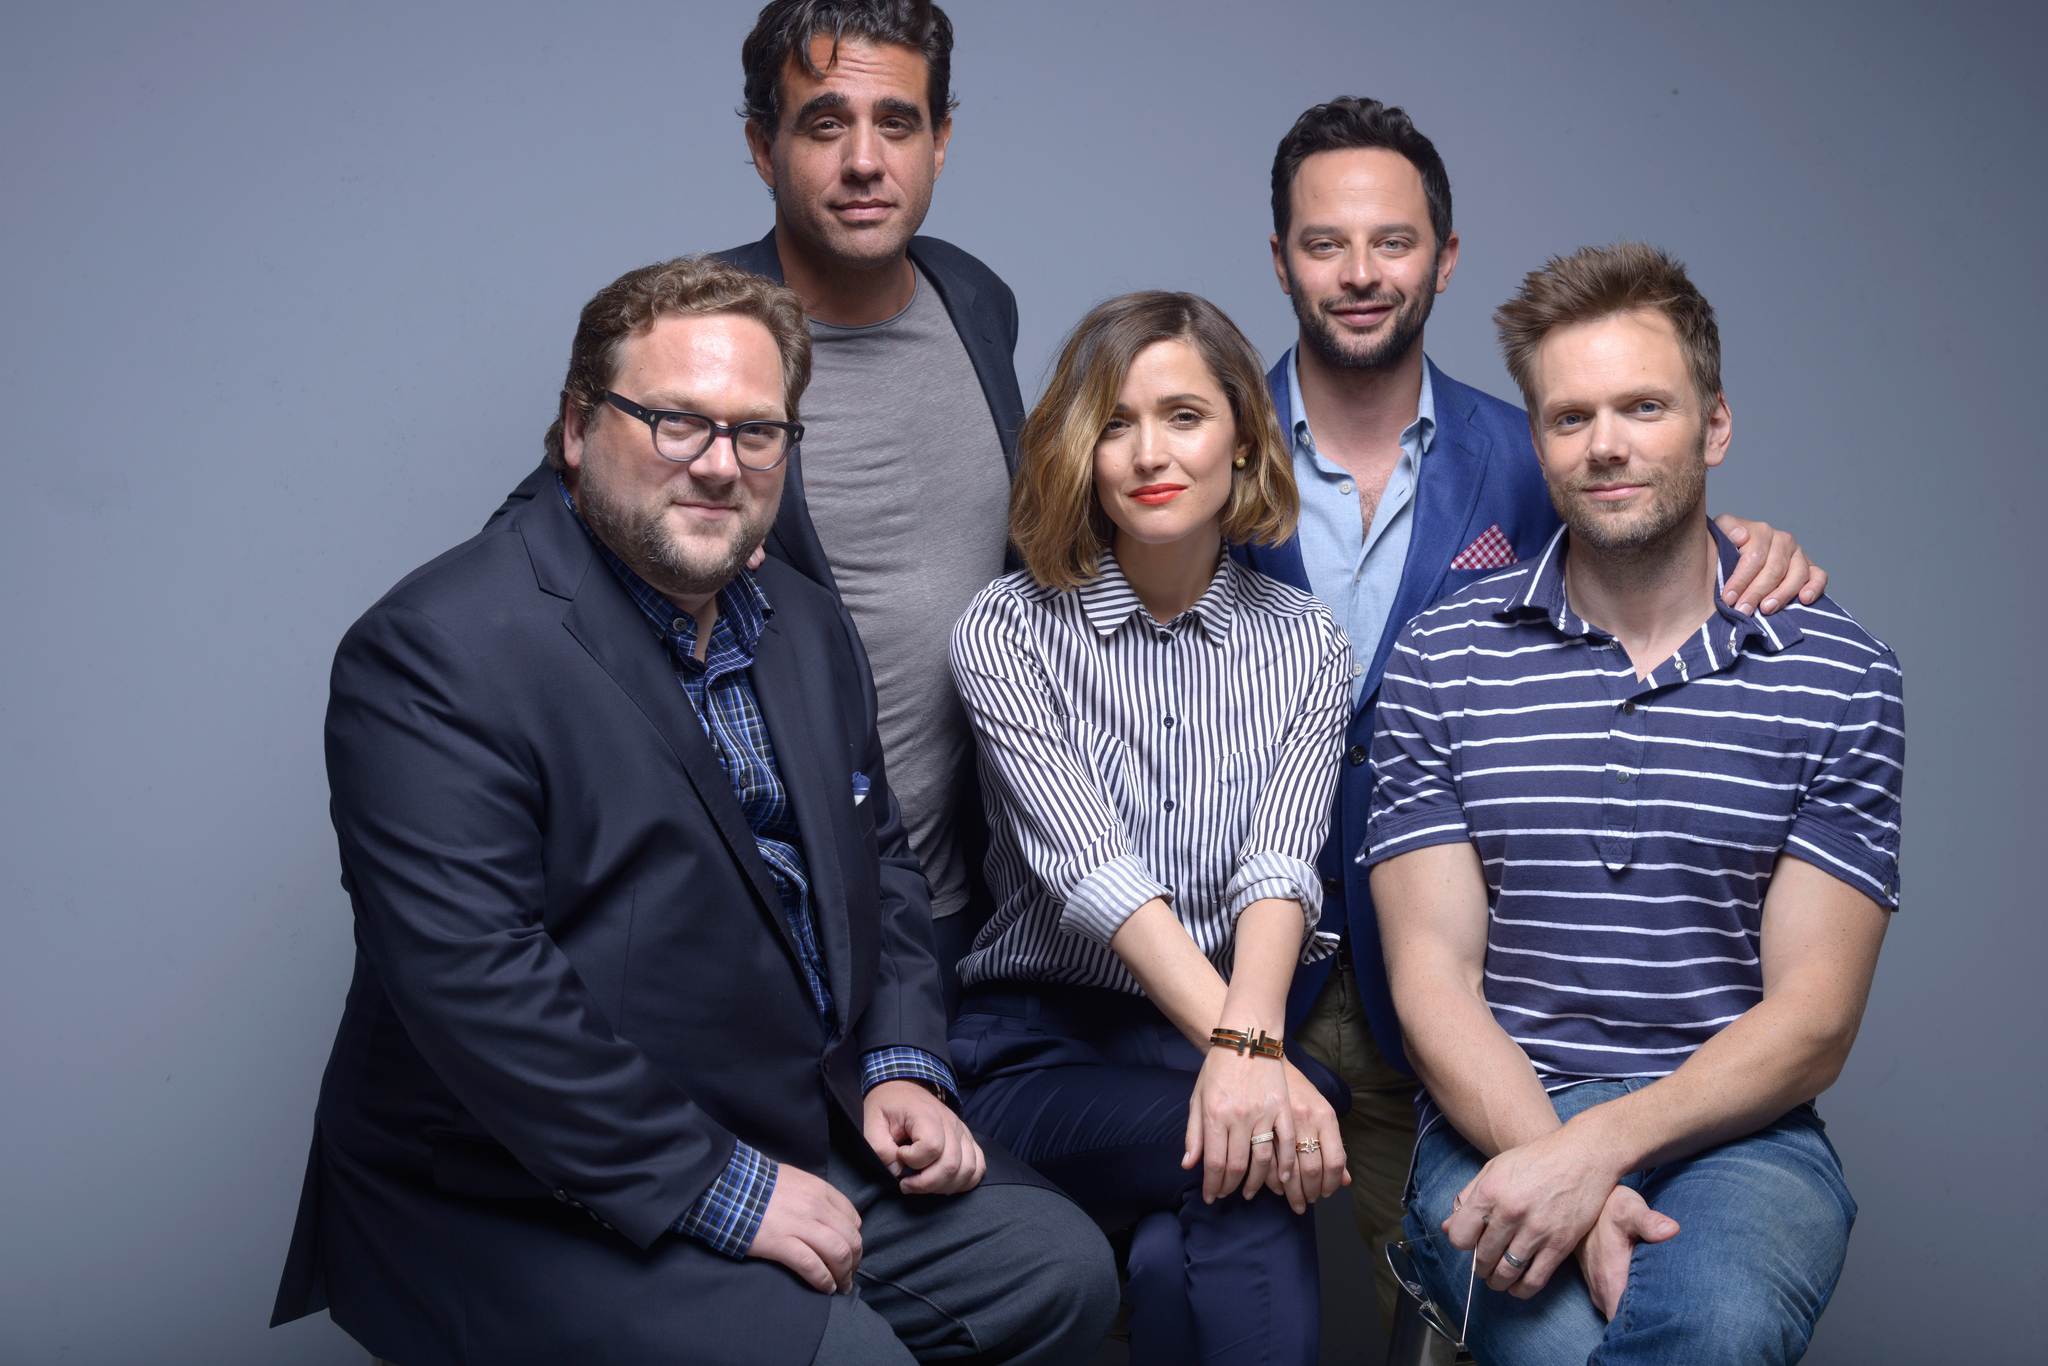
[1225,612,1351,960]
[1785,650,1905,907]
[951,587,1171,947]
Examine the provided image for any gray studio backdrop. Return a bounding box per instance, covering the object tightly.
[3,2,2041,1362]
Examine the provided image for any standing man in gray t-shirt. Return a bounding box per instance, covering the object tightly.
[722,0,1025,1002]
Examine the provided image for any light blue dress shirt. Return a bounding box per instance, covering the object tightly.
[1285,347,1437,701]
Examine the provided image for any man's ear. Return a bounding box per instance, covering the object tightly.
[561,398,588,471]
[1271,234,1291,297]
[1702,393,1733,468]
[1434,230,1461,294]
[932,113,952,178]
[745,118,777,191]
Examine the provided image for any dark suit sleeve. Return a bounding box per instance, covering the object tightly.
[327,600,735,1250]
[832,604,951,1065]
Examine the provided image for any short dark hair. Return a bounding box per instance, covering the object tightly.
[544,256,812,471]
[741,0,956,134]
[1494,241,1722,415]
[1270,97,1452,249]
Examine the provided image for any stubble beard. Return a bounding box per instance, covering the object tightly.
[576,461,774,603]
[776,150,932,275]
[1550,425,1710,571]
[1289,250,1439,374]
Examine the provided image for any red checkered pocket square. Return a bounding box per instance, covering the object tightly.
[1450,524,1518,570]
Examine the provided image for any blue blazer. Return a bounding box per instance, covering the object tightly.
[1234,357,1559,1074]
[271,485,1046,1364]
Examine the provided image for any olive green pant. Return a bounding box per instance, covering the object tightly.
[1295,955,1421,1332]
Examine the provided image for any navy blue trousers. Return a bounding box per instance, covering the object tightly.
[950,984,1340,1366]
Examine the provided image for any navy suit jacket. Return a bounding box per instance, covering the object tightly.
[1234,357,1559,1074]
[271,483,1039,1364]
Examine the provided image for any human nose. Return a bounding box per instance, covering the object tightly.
[1585,411,1628,465]
[1131,418,1173,473]
[843,120,883,182]
[689,429,742,482]
[1338,242,1380,296]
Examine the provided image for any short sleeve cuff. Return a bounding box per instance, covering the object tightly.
[1057,852,1172,946]
[863,1046,961,1109]
[1222,852,1336,963]
[674,1140,776,1259]
[1784,823,1900,908]
[1360,814,1473,869]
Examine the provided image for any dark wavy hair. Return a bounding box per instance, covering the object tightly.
[1270,97,1452,249]
[741,0,956,133]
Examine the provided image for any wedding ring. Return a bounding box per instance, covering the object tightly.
[1501,1250,1529,1271]
[1249,1131,1276,1145]
[1295,1137,1321,1153]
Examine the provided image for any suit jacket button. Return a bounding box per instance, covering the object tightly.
[1347,744,1368,766]
[553,1190,568,1202]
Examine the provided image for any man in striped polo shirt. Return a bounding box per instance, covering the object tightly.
[1366,242,1903,1364]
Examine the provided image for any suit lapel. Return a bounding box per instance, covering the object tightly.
[1363,360,1491,699]
[747,614,857,1039]
[521,493,798,959]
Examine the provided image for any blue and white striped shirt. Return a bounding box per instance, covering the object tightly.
[951,553,1351,994]
[1365,525,1904,1127]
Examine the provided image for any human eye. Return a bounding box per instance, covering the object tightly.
[1553,411,1585,430]
[1633,399,1663,414]
[1169,407,1205,427]
[1100,415,1130,439]
[735,422,783,451]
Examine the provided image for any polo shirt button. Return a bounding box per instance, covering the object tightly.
[1616,772,1631,784]
[1621,700,1636,715]
[1347,744,1368,766]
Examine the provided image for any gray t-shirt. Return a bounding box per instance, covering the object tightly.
[801,267,1011,918]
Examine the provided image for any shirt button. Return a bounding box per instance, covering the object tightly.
[671,618,688,633]
[1621,700,1636,715]
[1163,799,1176,811]
[1616,772,1631,784]
[1339,481,1354,495]
[1163,716,1176,728]
[1352,662,1364,678]
[1347,744,1368,766]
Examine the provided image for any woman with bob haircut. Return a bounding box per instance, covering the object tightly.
[947,291,1353,1364]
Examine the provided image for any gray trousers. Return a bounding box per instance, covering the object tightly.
[810,1133,1117,1364]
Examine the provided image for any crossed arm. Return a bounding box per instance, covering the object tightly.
[1373,843,1888,1319]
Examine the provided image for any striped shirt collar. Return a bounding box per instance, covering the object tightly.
[556,472,772,672]
[1076,548,1237,647]
[1503,521,1801,656]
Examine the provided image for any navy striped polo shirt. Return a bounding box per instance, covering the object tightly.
[1365,524,1904,1126]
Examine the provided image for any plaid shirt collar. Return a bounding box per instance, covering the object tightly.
[1077,547,1237,647]
[556,473,772,675]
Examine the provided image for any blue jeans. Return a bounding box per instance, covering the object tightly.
[1404,1081,1857,1366]
[951,984,1347,1366]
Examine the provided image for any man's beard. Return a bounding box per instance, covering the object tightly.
[1289,250,1439,373]
[1549,427,1710,564]
[576,461,774,602]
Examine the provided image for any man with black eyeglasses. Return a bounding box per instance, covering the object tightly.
[271,256,1114,1366]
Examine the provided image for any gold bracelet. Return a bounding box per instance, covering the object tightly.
[1209,1026,1284,1060]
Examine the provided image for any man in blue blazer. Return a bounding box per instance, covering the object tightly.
[1235,97,1827,1326]
[270,256,1114,1365]
[496,0,1021,1010]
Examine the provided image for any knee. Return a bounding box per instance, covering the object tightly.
[1011,1190,1121,1342]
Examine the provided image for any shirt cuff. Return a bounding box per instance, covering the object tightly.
[1057,852,1173,946]
[862,1046,962,1109]
[1223,851,1338,964]
[674,1140,777,1259]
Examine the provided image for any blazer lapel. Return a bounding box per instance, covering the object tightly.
[1363,359,1491,699]
[520,494,797,957]
[747,615,858,1040]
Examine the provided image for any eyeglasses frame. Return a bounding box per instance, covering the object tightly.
[601,391,802,472]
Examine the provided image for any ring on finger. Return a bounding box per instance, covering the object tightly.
[1501,1249,1529,1271]
[1249,1131,1276,1146]
[1295,1137,1320,1153]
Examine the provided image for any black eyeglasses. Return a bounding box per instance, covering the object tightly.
[603,391,802,471]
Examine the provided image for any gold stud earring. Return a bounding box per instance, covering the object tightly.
[1233,455,1248,469]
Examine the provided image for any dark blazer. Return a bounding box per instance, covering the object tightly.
[271,483,1039,1365]
[1234,358,1559,1074]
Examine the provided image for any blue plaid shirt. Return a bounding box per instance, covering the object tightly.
[559,477,957,1256]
